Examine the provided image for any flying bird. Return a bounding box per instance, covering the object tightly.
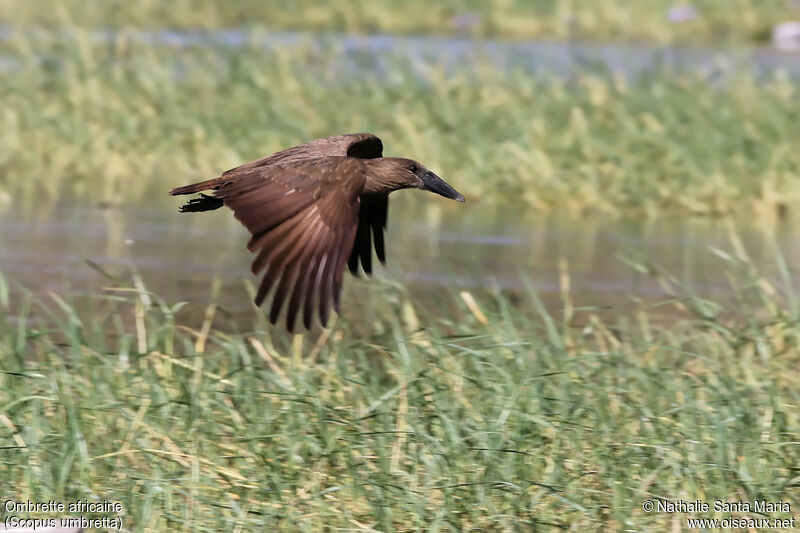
[169,133,464,331]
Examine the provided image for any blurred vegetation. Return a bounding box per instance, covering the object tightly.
[1,30,798,216]
[2,0,798,44]
[1,245,799,530]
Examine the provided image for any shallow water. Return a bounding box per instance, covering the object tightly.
[1,198,796,325]
[98,28,800,78]
[1,27,799,80]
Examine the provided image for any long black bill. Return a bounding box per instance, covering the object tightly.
[420,170,465,202]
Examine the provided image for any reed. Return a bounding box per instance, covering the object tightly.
[1,29,798,217]
[1,243,798,530]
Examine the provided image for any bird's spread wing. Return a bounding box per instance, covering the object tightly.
[215,157,367,331]
[348,195,388,275]
[169,133,382,196]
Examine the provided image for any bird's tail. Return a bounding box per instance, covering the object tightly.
[168,177,225,196]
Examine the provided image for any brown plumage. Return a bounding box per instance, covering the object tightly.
[169,133,464,331]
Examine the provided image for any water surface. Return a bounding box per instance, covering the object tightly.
[1,27,799,80]
[1,200,795,326]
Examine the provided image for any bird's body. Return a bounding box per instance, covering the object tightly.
[169,133,464,331]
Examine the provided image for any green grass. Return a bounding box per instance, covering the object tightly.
[1,246,798,531]
[1,29,799,217]
[2,0,797,44]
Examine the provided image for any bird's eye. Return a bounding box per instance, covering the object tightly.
[409,165,417,173]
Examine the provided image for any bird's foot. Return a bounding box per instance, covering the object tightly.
[179,194,224,212]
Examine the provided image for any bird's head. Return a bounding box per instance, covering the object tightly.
[365,157,465,202]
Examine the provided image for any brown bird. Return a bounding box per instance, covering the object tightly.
[169,133,464,331]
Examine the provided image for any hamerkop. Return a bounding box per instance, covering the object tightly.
[169,133,464,331]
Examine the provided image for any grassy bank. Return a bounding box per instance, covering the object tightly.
[2,0,797,45]
[1,30,798,217]
[1,247,799,530]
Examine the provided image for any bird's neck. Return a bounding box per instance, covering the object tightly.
[361,160,415,195]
